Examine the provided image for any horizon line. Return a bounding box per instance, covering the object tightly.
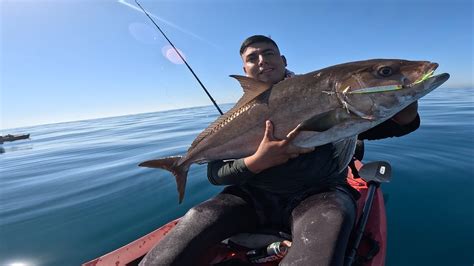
[2,86,473,131]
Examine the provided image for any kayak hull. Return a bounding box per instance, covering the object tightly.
[0,134,30,144]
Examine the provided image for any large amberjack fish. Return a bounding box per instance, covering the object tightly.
[140,59,449,203]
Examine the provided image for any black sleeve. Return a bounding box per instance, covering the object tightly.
[207,158,255,186]
[358,114,420,141]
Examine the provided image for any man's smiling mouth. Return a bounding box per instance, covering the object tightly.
[260,68,274,74]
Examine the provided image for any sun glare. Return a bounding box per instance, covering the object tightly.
[161,45,186,65]
[8,262,32,266]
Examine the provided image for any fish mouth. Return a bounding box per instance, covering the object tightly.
[402,62,438,88]
[428,72,450,87]
[402,62,449,89]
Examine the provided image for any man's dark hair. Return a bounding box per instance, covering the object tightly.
[239,35,279,55]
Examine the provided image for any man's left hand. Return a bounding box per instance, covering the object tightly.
[391,101,418,125]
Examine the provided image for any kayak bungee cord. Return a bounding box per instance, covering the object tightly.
[134,0,224,115]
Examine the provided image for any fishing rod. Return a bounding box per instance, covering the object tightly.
[134,0,224,115]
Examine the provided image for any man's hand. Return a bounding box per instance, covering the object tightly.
[391,101,418,125]
[243,120,315,174]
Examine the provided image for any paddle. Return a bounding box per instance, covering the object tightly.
[345,161,392,266]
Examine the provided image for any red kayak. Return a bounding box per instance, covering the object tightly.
[83,160,387,266]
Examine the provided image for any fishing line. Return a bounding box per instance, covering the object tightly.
[134,0,224,115]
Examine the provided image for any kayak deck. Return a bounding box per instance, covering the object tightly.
[83,160,386,266]
[83,220,179,266]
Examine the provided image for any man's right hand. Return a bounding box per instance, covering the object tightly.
[243,120,315,174]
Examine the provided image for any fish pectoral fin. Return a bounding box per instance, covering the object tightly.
[139,156,189,204]
[298,108,353,132]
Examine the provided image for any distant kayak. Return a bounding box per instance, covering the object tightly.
[0,134,30,144]
[83,160,387,266]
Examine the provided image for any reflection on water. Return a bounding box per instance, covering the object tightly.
[3,259,36,266]
[0,135,34,155]
[0,143,34,154]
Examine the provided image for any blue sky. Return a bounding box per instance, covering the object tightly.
[1,0,472,129]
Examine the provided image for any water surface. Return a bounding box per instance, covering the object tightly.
[0,88,472,266]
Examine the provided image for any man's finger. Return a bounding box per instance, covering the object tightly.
[263,120,274,140]
[300,147,316,154]
[285,125,301,140]
[287,145,315,154]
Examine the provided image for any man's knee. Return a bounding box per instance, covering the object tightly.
[180,200,222,226]
[285,191,356,266]
[292,190,356,227]
[181,193,255,227]
[325,191,356,224]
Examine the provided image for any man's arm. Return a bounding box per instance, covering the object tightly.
[391,102,418,125]
[359,102,420,140]
[207,159,255,185]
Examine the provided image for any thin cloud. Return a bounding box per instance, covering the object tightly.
[118,0,220,49]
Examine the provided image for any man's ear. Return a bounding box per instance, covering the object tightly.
[282,55,287,67]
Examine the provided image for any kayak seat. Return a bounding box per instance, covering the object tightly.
[223,230,290,249]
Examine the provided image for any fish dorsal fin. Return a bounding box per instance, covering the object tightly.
[230,75,272,98]
[189,76,272,150]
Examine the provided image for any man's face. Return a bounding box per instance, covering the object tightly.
[241,42,287,84]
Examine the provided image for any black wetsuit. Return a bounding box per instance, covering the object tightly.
[140,115,420,266]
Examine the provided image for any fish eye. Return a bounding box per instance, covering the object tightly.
[378,66,393,77]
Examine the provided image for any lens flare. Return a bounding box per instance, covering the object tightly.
[161,45,185,65]
[128,22,160,44]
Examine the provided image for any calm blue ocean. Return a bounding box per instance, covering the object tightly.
[1,88,472,266]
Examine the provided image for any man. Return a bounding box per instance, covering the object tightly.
[140,35,419,266]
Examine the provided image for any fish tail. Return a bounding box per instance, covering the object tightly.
[139,156,189,204]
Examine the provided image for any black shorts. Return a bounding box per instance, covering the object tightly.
[221,182,359,233]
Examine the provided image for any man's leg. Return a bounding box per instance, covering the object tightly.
[280,189,356,266]
[140,190,257,265]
